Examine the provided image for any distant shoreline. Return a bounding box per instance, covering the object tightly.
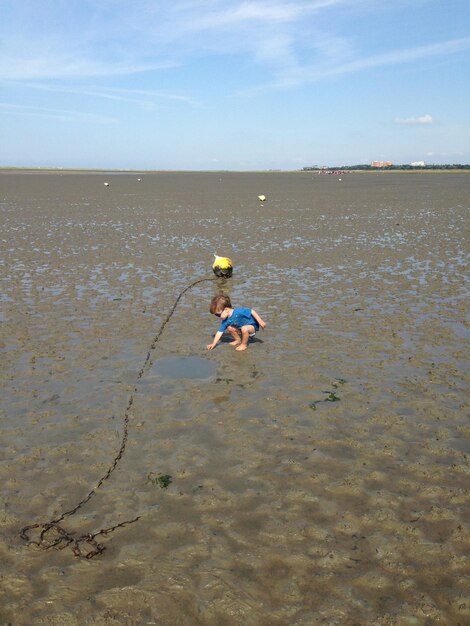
[1,167,469,174]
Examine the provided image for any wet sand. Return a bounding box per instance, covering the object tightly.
[1,170,469,625]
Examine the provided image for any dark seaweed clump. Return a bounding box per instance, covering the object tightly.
[148,472,172,489]
[309,378,347,410]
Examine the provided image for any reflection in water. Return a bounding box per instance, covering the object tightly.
[152,356,216,380]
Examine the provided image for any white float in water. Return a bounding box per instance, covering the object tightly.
[258,194,266,202]
[104,182,109,187]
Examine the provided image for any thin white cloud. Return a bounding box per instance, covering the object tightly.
[164,0,345,31]
[0,0,352,80]
[167,0,354,80]
[1,1,469,98]
[321,37,470,78]
[183,2,301,28]
[12,82,200,108]
[102,86,200,106]
[0,103,117,124]
[395,114,433,125]
[241,36,470,93]
[0,55,173,81]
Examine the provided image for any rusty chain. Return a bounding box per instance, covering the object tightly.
[20,275,218,558]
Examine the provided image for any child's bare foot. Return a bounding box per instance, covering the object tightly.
[229,340,241,346]
[235,344,248,351]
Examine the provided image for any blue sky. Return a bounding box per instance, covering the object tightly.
[1,0,469,170]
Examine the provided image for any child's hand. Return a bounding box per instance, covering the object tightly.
[206,343,215,350]
[259,321,266,330]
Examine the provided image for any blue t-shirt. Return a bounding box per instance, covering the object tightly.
[219,307,259,333]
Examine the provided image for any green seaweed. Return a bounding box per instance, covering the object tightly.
[310,379,347,409]
[324,392,340,402]
[147,472,172,489]
[157,474,172,489]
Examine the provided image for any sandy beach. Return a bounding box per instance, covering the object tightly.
[1,170,469,625]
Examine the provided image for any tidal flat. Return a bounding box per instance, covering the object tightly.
[0,170,469,625]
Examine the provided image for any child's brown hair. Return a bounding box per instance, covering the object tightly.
[210,293,232,314]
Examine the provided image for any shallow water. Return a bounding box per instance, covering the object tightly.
[0,170,469,625]
[147,356,217,381]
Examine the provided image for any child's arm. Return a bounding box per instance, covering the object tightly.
[207,330,223,350]
[252,309,266,329]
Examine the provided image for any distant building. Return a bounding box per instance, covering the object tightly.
[410,161,425,167]
[371,161,393,168]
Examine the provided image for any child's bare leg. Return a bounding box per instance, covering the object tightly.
[235,325,255,351]
[227,325,241,346]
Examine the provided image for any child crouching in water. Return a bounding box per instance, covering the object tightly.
[207,293,266,352]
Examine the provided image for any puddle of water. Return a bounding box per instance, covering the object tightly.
[151,356,216,381]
